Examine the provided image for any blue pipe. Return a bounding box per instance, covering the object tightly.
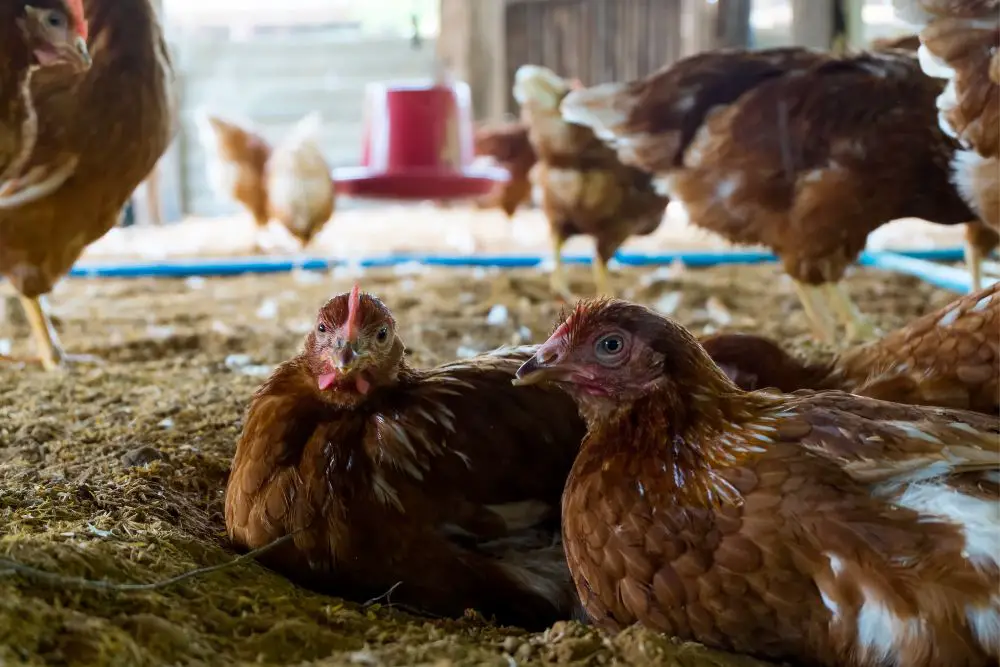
[65,247,967,279]
[859,251,985,294]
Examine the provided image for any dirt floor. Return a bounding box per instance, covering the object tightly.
[0,261,956,666]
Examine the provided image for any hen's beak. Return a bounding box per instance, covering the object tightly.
[512,352,573,387]
[35,35,91,71]
[64,35,91,70]
[329,341,367,373]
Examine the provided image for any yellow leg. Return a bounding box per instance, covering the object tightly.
[791,281,838,343]
[16,294,100,371]
[549,233,573,301]
[965,238,984,292]
[592,256,613,297]
[824,282,879,342]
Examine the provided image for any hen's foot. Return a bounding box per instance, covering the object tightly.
[18,294,102,371]
[0,352,101,371]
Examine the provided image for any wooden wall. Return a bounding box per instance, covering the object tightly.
[503,0,684,114]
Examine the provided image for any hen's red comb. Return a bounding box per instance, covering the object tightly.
[345,283,362,340]
[66,0,88,40]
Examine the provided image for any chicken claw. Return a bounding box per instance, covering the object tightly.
[17,295,101,371]
[0,157,79,209]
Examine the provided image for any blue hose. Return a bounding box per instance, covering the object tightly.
[65,247,967,279]
[859,251,983,294]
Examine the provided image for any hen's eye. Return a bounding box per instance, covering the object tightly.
[595,333,625,359]
[47,12,66,28]
[375,326,389,343]
[317,323,327,333]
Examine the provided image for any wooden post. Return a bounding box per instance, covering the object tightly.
[791,0,836,49]
[437,0,506,121]
[716,0,752,49]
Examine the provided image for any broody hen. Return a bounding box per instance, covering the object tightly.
[559,48,981,341]
[701,281,999,414]
[225,286,586,628]
[200,111,335,251]
[514,297,1000,667]
[0,0,175,371]
[473,119,536,218]
[0,0,90,205]
[513,65,669,300]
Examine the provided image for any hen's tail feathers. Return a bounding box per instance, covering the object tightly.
[559,83,634,143]
[0,157,79,209]
[282,111,324,149]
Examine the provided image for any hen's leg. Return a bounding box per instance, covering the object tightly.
[591,256,613,297]
[18,295,100,371]
[965,239,984,291]
[791,281,837,343]
[548,231,573,301]
[824,282,879,342]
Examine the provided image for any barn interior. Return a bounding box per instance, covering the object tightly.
[0,1,996,666]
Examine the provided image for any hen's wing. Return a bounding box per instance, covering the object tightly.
[775,390,1000,491]
[370,345,585,513]
[838,283,999,413]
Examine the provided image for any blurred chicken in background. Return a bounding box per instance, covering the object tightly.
[896,0,1000,287]
[199,111,335,252]
[514,65,669,300]
[561,48,982,342]
[868,29,1000,289]
[472,119,536,218]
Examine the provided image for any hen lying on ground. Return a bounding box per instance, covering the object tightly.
[701,281,999,414]
[514,296,1000,667]
[513,65,669,300]
[225,286,586,629]
[560,48,981,341]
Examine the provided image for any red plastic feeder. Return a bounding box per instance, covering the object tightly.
[333,80,509,201]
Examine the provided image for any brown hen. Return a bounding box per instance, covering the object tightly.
[472,119,536,218]
[0,0,90,205]
[514,297,1000,667]
[225,286,586,629]
[0,0,174,371]
[896,0,1000,285]
[559,48,981,341]
[512,65,669,300]
[701,281,999,414]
